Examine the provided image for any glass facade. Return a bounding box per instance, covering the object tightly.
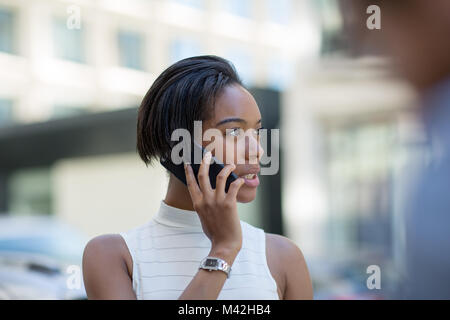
[315,0,347,55]
[0,7,15,54]
[325,119,397,260]
[53,16,85,63]
[117,30,145,70]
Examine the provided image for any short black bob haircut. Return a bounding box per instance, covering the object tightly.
[137,55,244,167]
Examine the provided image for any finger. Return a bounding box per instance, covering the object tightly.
[225,177,246,200]
[184,163,202,203]
[197,151,213,194]
[215,164,236,199]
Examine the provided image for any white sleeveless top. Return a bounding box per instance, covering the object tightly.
[119,200,280,300]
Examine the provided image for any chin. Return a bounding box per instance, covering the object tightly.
[236,187,257,203]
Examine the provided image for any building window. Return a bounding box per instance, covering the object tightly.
[0,7,15,54]
[173,0,204,9]
[315,0,347,55]
[267,0,292,25]
[325,120,397,259]
[117,30,145,70]
[53,17,85,63]
[170,38,201,64]
[222,0,252,19]
[0,99,14,127]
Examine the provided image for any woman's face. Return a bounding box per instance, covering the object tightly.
[202,84,264,203]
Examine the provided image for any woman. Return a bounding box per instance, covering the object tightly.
[82,55,313,300]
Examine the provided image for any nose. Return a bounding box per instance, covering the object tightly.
[246,134,264,164]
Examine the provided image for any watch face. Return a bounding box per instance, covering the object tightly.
[205,259,218,267]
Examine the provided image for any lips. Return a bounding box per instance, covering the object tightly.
[235,166,260,187]
[242,174,260,187]
[236,166,260,179]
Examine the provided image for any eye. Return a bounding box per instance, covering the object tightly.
[227,128,244,137]
[255,127,265,136]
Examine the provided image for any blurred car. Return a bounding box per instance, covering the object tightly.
[0,214,89,299]
[309,255,391,300]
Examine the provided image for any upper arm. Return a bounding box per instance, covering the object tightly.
[278,236,313,300]
[82,234,137,300]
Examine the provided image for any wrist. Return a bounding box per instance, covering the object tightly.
[199,256,232,279]
[208,246,239,266]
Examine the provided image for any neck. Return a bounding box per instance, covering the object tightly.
[164,174,195,211]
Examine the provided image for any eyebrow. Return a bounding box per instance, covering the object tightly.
[216,118,262,126]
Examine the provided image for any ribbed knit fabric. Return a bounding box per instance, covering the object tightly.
[119,200,280,300]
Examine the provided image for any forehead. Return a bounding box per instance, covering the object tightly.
[211,84,261,123]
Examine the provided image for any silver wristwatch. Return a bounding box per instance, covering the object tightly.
[199,256,232,279]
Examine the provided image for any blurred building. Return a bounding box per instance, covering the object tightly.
[0,0,424,299]
[0,0,317,125]
[0,0,318,235]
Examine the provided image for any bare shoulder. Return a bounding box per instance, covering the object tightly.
[265,233,298,253]
[265,233,314,300]
[83,234,132,275]
[82,234,135,299]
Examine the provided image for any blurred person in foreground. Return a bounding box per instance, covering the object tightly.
[342,0,450,299]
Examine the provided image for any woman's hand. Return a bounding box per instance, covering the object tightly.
[184,151,246,253]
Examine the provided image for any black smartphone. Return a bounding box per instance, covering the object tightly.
[160,141,239,193]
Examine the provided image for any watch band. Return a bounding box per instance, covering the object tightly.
[199,256,232,279]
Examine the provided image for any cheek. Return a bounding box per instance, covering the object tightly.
[206,136,228,163]
[224,138,235,164]
[207,136,246,165]
[223,137,247,164]
[213,136,238,164]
